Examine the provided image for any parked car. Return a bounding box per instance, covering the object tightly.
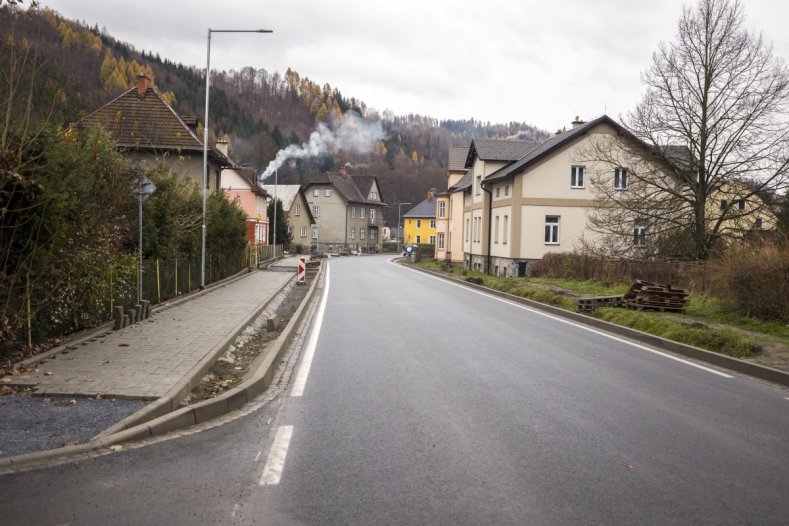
[402,244,418,256]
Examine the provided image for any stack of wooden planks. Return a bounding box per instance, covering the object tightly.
[623,280,689,312]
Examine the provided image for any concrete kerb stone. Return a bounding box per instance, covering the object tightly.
[407,262,789,388]
[0,264,322,474]
[16,268,254,370]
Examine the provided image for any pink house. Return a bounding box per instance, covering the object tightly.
[217,142,270,245]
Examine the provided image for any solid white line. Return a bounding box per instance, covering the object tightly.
[291,264,330,397]
[400,263,733,378]
[259,425,294,486]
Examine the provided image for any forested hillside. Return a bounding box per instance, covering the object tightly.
[1,5,548,222]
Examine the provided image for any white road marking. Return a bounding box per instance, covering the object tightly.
[291,265,330,397]
[400,263,733,378]
[259,425,294,486]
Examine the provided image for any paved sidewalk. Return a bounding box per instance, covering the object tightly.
[7,267,295,400]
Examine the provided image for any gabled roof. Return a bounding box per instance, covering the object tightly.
[448,146,470,172]
[403,197,437,219]
[448,172,473,193]
[306,172,386,206]
[234,168,268,197]
[465,139,539,168]
[262,184,316,224]
[483,115,625,184]
[78,83,229,163]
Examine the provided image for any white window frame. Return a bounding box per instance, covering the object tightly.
[370,208,375,221]
[438,232,445,249]
[634,222,647,246]
[351,206,356,218]
[295,204,301,216]
[350,227,355,240]
[312,226,319,239]
[325,188,332,197]
[614,167,628,190]
[313,205,319,217]
[300,226,307,238]
[360,228,366,240]
[494,216,500,243]
[570,166,585,188]
[361,208,366,219]
[545,216,560,244]
[439,201,446,218]
[503,215,509,245]
[429,219,435,229]
[370,229,377,240]
[429,235,435,244]
[313,188,320,197]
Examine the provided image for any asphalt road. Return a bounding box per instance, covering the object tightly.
[2,255,788,525]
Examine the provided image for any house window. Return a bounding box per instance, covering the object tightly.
[313,205,319,217]
[634,221,647,246]
[720,199,728,211]
[416,235,421,243]
[429,235,435,244]
[571,166,585,188]
[361,208,366,219]
[494,216,500,243]
[300,226,307,238]
[496,187,500,197]
[416,219,422,228]
[312,226,318,239]
[465,219,470,242]
[545,216,560,244]
[360,228,366,240]
[325,189,332,197]
[295,204,301,216]
[738,199,746,210]
[313,188,319,197]
[439,201,446,218]
[504,185,509,196]
[429,219,435,229]
[476,175,481,195]
[438,232,445,249]
[503,215,509,244]
[287,225,292,235]
[370,229,377,240]
[351,206,356,218]
[614,167,628,190]
[350,227,355,240]
[370,209,375,221]
[754,217,763,229]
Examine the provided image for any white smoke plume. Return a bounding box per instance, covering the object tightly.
[258,112,386,181]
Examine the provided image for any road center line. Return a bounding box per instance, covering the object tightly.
[291,264,330,397]
[259,425,294,486]
[399,262,732,378]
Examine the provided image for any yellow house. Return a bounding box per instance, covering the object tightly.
[403,197,437,245]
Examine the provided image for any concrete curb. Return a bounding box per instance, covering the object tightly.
[408,262,789,388]
[0,263,323,473]
[16,267,254,370]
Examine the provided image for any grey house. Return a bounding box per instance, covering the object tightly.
[304,167,387,253]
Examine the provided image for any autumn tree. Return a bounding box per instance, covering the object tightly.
[586,0,789,259]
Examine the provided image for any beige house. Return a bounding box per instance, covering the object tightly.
[435,147,470,262]
[261,184,316,250]
[304,167,387,253]
[78,74,230,192]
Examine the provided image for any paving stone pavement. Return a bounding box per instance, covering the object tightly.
[8,268,295,400]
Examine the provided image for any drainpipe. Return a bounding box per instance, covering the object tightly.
[481,182,493,275]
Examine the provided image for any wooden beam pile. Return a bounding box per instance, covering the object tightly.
[623,280,689,312]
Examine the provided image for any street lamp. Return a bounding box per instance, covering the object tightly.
[132,174,156,303]
[397,202,412,248]
[202,28,272,289]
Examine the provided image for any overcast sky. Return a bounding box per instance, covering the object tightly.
[40,0,789,133]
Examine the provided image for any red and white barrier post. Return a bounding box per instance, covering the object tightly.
[297,257,306,284]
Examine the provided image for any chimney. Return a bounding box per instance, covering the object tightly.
[338,166,347,176]
[216,139,229,157]
[136,74,150,98]
[571,115,585,128]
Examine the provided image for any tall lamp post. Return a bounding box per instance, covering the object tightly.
[397,202,412,249]
[202,28,272,289]
[132,174,156,303]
